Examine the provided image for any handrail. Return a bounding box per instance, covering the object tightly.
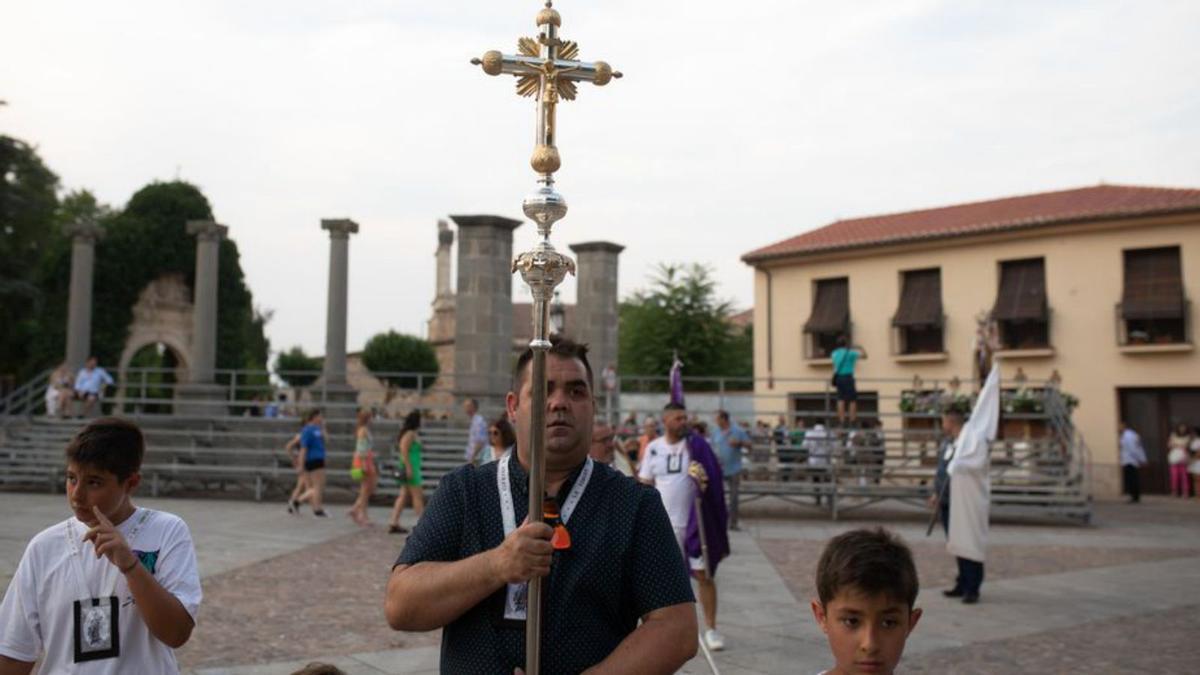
[7,365,1071,431]
[0,369,52,418]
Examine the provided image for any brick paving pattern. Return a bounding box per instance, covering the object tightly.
[903,603,1200,675]
[759,537,1198,602]
[176,527,439,670]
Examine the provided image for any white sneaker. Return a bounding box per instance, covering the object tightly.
[704,628,726,651]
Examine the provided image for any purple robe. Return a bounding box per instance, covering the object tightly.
[685,432,730,576]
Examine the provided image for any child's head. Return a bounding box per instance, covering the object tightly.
[291,664,346,675]
[811,528,922,675]
[64,417,145,525]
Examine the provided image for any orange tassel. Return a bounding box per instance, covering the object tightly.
[551,523,572,550]
[543,497,571,551]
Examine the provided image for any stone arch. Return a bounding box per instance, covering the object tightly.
[115,274,194,409]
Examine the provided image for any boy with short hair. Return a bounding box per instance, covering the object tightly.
[810,528,922,675]
[0,417,202,674]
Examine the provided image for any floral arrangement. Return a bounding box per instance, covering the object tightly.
[1002,388,1080,414]
[901,387,1078,416]
[899,390,973,415]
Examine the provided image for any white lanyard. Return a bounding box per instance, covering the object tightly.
[64,509,150,601]
[498,453,594,537]
[496,454,593,621]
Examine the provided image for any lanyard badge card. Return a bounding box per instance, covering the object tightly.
[67,510,148,663]
[73,596,120,662]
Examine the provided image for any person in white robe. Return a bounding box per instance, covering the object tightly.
[944,365,1000,603]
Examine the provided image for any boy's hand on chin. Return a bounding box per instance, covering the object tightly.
[84,505,137,572]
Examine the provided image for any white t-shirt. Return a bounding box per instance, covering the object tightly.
[0,507,202,674]
[638,437,696,531]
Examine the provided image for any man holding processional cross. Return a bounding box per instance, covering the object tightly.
[384,3,697,674]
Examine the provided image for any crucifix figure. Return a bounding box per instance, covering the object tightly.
[470,4,623,675]
[472,1,622,179]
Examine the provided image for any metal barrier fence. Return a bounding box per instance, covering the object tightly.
[3,367,1075,429]
[2,368,1091,521]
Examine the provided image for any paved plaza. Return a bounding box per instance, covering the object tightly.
[2,491,1198,674]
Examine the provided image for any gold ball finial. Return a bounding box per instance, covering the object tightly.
[480,50,503,76]
[530,144,561,174]
[593,61,613,86]
[536,6,561,27]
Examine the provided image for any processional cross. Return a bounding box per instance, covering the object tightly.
[470,3,621,674]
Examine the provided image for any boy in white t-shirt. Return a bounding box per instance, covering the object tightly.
[0,417,202,674]
[810,528,922,675]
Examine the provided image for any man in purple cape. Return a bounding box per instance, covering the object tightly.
[637,357,731,650]
[685,431,730,577]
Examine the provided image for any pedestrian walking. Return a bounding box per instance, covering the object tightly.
[293,410,329,517]
[1167,423,1191,497]
[388,411,425,534]
[348,409,379,525]
[1119,421,1148,504]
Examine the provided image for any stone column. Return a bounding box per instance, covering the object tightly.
[570,241,624,372]
[435,219,454,300]
[321,219,358,384]
[570,241,624,418]
[176,220,228,415]
[450,214,522,411]
[427,220,457,383]
[319,219,360,417]
[63,219,104,372]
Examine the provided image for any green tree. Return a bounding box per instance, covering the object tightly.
[361,331,439,389]
[0,135,60,379]
[618,263,752,390]
[274,346,322,388]
[25,181,269,383]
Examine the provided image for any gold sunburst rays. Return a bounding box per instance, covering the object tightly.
[517,72,579,100]
[514,36,583,100]
[557,40,578,61]
[517,75,540,98]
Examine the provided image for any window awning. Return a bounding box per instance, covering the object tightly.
[804,278,849,333]
[993,258,1047,321]
[1122,247,1185,320]
[893,269,942,327]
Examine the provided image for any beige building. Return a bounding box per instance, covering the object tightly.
[743,185,1200,498]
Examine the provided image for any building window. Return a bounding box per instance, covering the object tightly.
[993,258,1050,349]
[1119,246,1188,345]
[892,269,944,354]
[804,277,849,358]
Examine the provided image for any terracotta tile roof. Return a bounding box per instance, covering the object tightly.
[728,308,754,328]
[742,184,1200,264]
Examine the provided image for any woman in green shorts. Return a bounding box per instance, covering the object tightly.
[388,410,425,534]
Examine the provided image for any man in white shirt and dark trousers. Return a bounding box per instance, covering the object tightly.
[73,357,115,418]
[0,418,202,674]
[639,402,730,652]
[462,398,489,464]
[1119,421,1148,504]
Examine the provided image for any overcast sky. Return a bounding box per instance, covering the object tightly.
[3,1,1199,359]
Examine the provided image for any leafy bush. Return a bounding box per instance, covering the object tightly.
[274,346,321,387]
[361,331,439,389]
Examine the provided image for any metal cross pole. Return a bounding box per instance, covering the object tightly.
[471,3,621,674]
